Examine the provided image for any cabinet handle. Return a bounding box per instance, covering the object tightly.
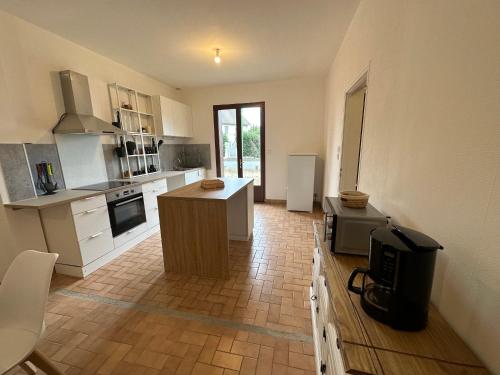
[336,337,341,350]
[312,257,315,264]
[310,295,317,301]
[323,327,327,340]
[320,362,327,374]
[127,228,136,234]
[89,231,103,239]
[84,196,96,200]
[115,196,143,207]
[84,208,98,214]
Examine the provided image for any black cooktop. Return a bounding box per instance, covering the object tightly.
[73,181,133,191]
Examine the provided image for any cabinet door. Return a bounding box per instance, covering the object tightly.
[182,104,194,137]
[185,171,198,185]
[163,97,176,136]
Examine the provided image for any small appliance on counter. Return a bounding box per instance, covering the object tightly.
[348,225,443,331]
[324,196,387,255]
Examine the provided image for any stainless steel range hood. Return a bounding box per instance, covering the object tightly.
[53,70,124,135]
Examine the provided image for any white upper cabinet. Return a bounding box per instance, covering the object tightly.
[153,95,194,138]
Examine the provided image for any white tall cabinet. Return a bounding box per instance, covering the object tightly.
[287,154,319,212]
[152,95,194,138]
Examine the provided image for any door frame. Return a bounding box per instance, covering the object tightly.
[338,69,369,192]
[213,102,266,202]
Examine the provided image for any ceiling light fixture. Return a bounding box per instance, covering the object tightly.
[214,48,221,64]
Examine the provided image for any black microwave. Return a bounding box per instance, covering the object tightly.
[323,197,387,256]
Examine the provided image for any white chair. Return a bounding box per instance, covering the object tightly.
[0,250,62,375]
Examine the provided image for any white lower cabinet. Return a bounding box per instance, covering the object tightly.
[73,205,111,241]
[70,194,106,215]
[185,169,204,184]
[146,207,160,228]
[311,235,347,374]
[79,228,114,265]
[40,194,114,273]
[326,323,346,375]
[113,222,149,248]
[40,171,204,278]
[143,178,168,229]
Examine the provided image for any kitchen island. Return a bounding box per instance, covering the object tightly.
[158,178,254,279]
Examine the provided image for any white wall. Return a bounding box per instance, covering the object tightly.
[323,0,500,372]
[0,10,180,277]
[0,10,180,145]
[183,77,325,200]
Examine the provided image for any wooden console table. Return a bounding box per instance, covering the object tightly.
[311,222,488,374]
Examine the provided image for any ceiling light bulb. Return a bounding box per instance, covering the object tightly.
[214,49,221,64]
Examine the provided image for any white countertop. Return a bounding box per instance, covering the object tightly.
[4,168,205,210]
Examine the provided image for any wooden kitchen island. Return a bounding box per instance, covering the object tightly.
[158,178,253,279]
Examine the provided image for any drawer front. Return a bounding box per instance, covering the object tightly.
[312,250,321,295]
[312,248,321,280]
[143,190,158,210]
[326,323,346,375]
[185,171,198,184]
[318,276,331,324]
[73,205,111,241]
[154,179,167,193]
[113,222,148,248]
[142,181,155,193]
[71,194,106,215]
[146,207,160,228]
[79,228,114,266]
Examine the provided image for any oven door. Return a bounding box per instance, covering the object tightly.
[108,193,146,237]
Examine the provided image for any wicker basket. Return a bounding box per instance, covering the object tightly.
[201,178,225,190]
[339,191,369,208]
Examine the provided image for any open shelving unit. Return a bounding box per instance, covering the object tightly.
[108,83,161,179]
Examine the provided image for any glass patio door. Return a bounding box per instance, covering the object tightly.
[214,102,265,202]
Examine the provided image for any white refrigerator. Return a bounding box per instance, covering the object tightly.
[287,154,319,212]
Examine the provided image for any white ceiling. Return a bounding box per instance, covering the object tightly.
[0,0,359,88]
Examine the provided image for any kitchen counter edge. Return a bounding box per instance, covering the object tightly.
[3,168,206,210]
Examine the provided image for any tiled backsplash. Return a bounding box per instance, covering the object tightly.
[25,144,66,195]
[0,144,36,202]
[103,142,211,179]
[159,144,211,171]
[102,144,122,180]
[0,143,66,201]
[0,141,212,202]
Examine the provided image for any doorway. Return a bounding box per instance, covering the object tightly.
[213,102,265,202]
[339,76,367,192]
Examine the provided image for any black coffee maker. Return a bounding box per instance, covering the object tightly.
[348,225,443,331]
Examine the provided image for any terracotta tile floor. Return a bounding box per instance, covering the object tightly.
[7,203,322,375]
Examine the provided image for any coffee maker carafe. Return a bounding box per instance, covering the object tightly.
[348,225,443,331]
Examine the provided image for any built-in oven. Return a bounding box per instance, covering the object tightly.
[106,185,146,237]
